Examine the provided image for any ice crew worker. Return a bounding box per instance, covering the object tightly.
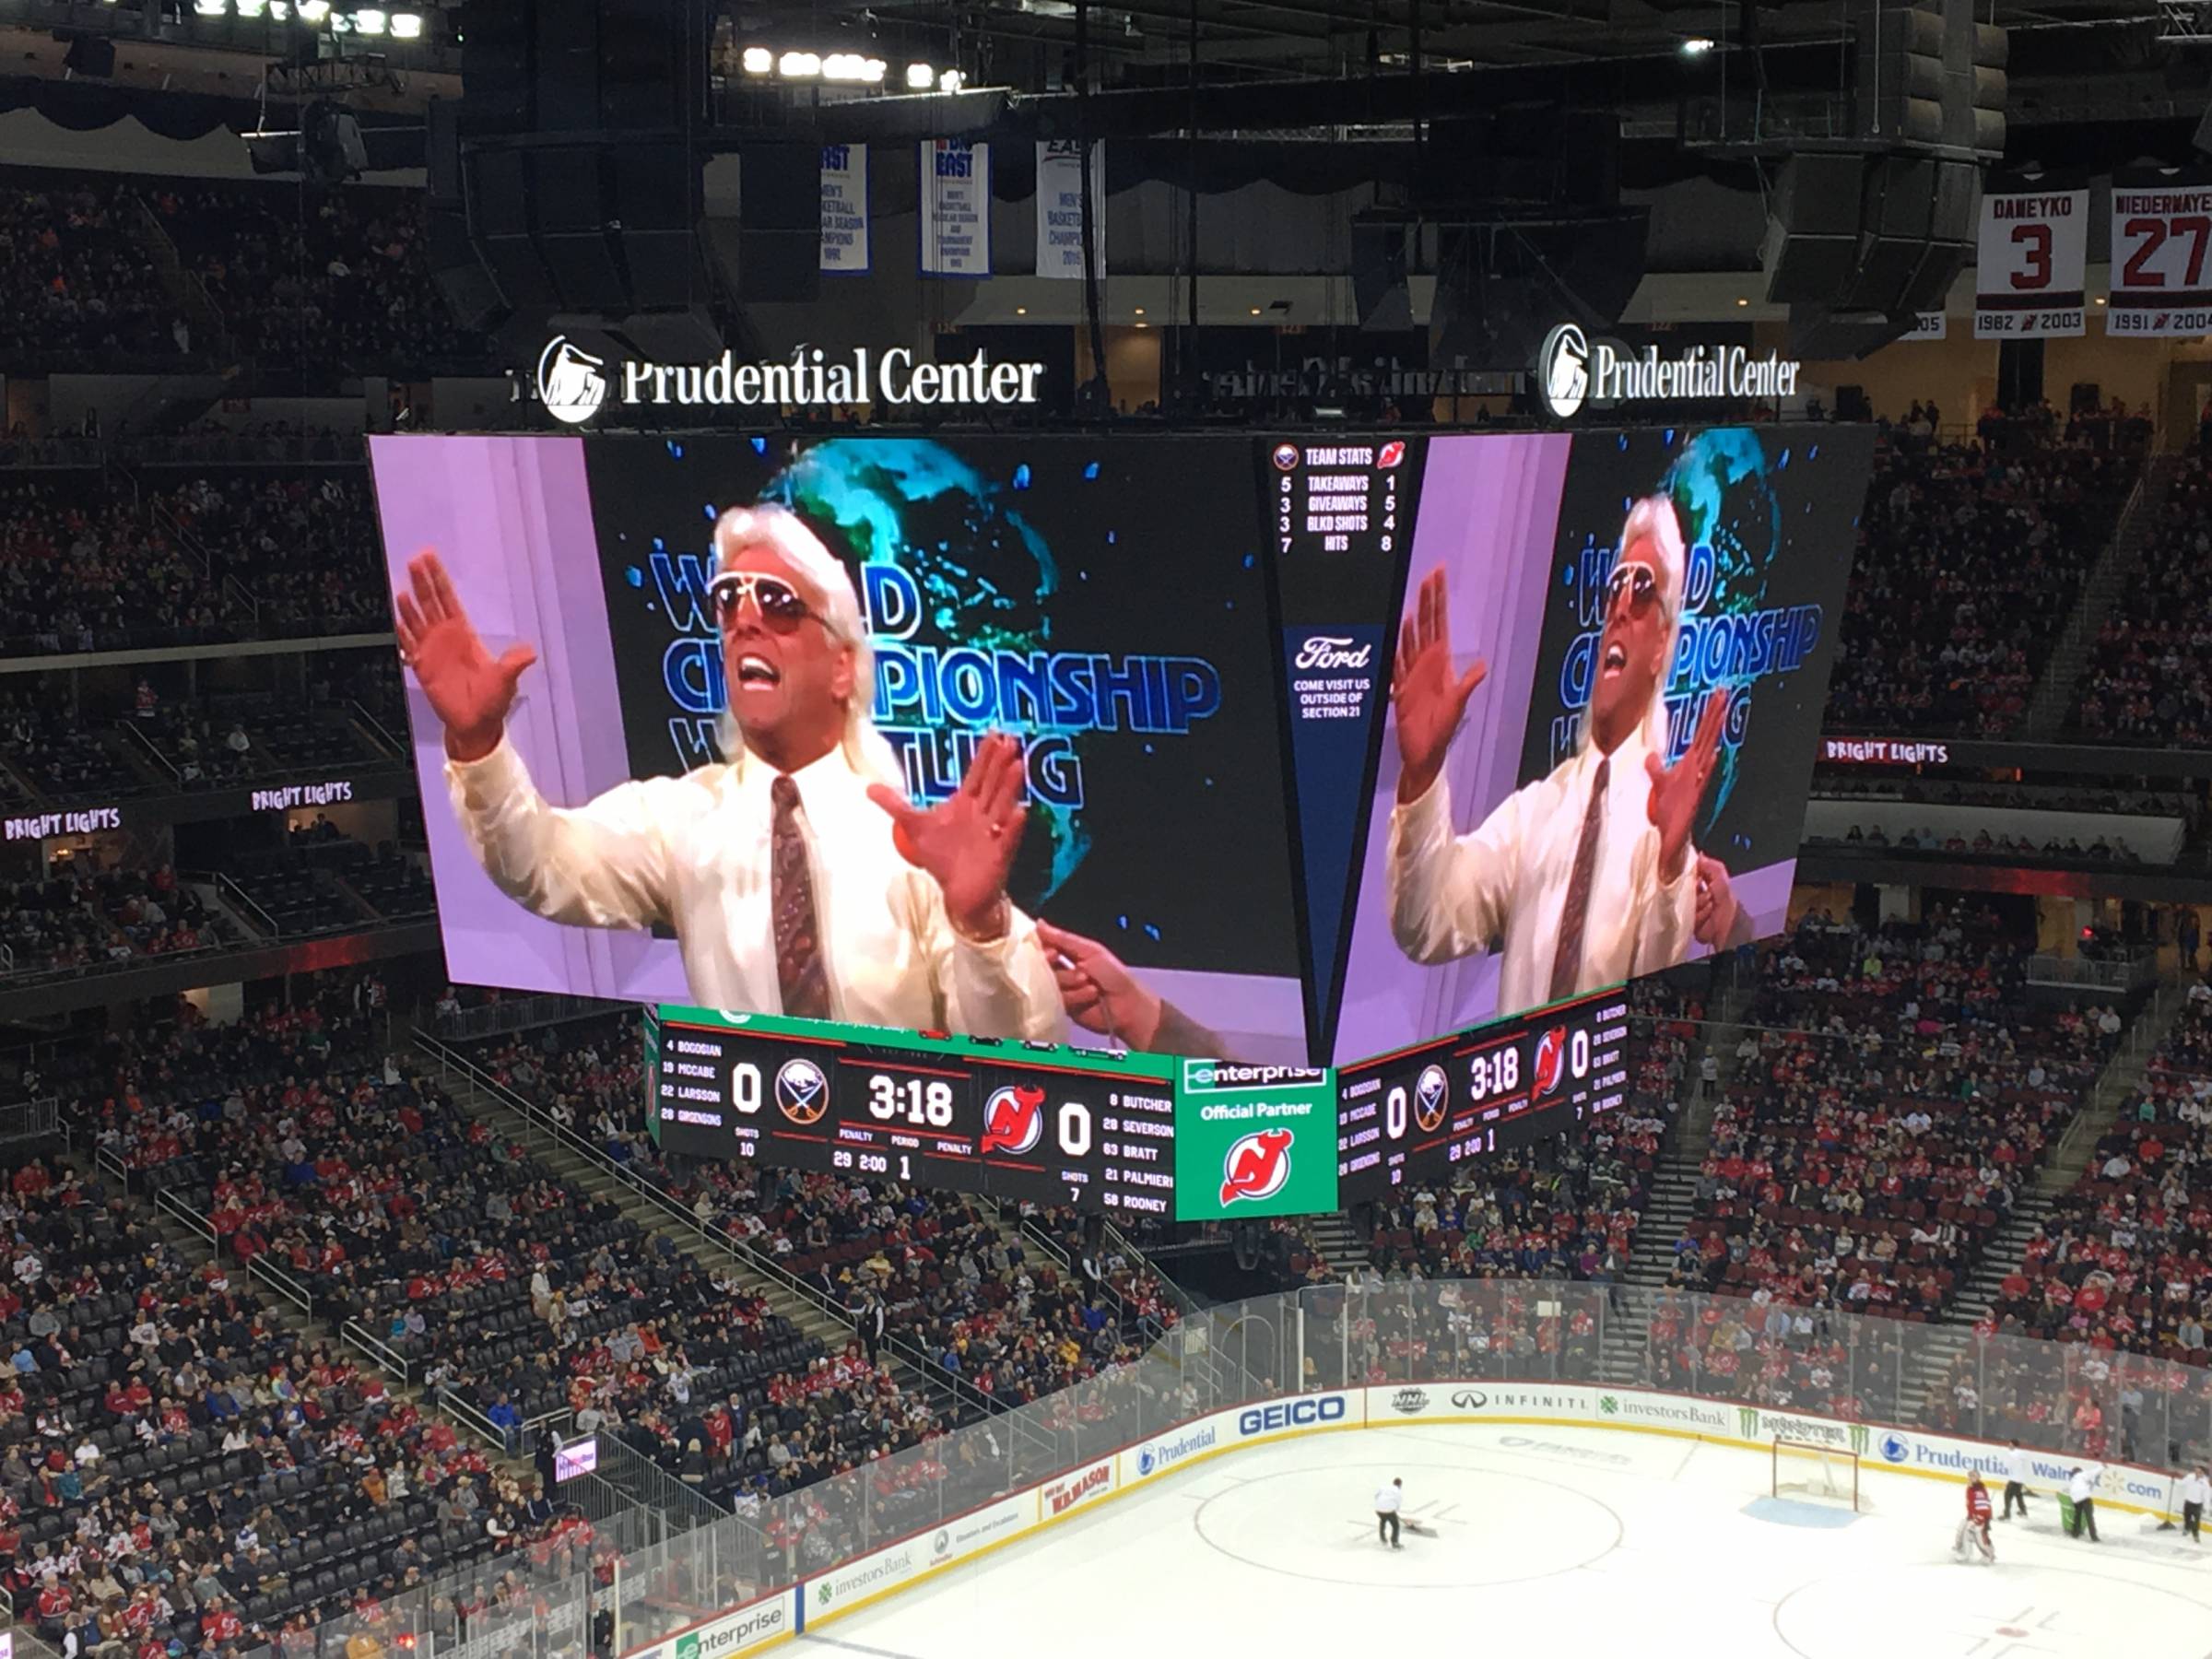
[1375,1477,1404,1549]
[2180,1465,2209,1542]
[2002,1441,2034,1521]
[2067,1466,2100,1542]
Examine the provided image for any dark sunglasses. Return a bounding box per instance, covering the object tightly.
[707,571,818,634]
[1604,562,1661,621]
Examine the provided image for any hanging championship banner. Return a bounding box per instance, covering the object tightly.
[1908,312,1947,341]
[820,144,869,275]
[2107,172,2212,337]
[1974,185,2087,338]
[1035,140,1105,279]
[921,139,991,277]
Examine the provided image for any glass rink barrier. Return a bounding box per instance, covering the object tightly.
[244,1280,2212,1659]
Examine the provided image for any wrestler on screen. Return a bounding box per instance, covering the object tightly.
[1385,493,1735,1010]
[393,506,1064,1039]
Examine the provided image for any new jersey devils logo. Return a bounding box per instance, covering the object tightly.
[1532,1027,1566,1098]
[1219,1128,1294,1206]
[1414,1065,1448,1134]
[981,1084,1046,1157]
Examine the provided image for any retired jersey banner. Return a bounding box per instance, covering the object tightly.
[920,138,990,276]
[2108,173,2212,336]
[1975,185,2088,338]
[1908,312,1947,341]
[1035,140,1105,279]
[819,144,868,275]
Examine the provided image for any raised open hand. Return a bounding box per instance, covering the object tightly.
[1393,568,1488,805]
[1645,687,1729,884]
[394,549,538,764]
[867,732,1028,939]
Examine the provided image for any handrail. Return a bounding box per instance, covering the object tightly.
[432,994,617,1043]
[147,491,213,580]
[216,870,280,936]
[414,1030,1022,1435]
[114,716,183,783]
[154,1187,215,1247]
[344,1317,415,1384]
[347,696,406,759]
[0,1098,58,1145]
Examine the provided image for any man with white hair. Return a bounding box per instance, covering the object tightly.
[1385,493,1732,1012]
[391,507,1064,1037]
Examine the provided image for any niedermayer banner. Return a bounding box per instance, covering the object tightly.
[921,139,991,276]
[1035,140,1104,279]
[820,144,869,274]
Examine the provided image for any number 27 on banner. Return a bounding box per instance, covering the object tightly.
[2108,187,2212,337]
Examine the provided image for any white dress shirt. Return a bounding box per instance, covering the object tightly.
[2179,1470,2210,1508]
[2006,1445,2033,1484]
[2067,1467,2099,1503]
[447,735,1065,1039]
[1373,1484,1403,1514]
[1386,726,1697,1013]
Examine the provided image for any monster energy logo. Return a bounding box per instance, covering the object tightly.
[1850,1425,1870,1455]
[1738,1407,1759,1439]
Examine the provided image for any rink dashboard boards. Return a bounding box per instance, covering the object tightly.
[642,994,1636,1222]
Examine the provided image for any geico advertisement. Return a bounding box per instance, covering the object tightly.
[1121,1418,1225,1486]
[628,1593,794,1659]
[1041,1458,1115,1519]
[927,1493,1033,1563]
[1235,1392,1361,1438]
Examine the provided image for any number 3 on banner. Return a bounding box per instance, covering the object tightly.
[2011,223,2052,290]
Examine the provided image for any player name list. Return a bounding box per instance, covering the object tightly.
[1098,1085,1176,1213]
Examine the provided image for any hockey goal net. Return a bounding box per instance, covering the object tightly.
[1771,1437,1861,1510]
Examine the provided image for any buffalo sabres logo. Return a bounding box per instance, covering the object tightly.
[1414,1064,1449,1134]
[981,1084,1046,1157]
[774,1056,830,1124]
[1219,1127,1294,1206]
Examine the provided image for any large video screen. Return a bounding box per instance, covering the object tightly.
[1324,426,1870,1065]
[368,434,1310,1062]
[370,426,1870,1072]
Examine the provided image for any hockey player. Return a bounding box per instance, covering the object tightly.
[1954,1472,1995,1563]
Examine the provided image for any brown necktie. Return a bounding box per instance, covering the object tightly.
[1549,755,1609,1002]
[771,775,830,1020]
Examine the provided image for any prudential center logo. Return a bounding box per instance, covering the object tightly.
[1537,323,1589,419]
[537,335,608,426]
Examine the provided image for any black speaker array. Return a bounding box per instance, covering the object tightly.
[425,0,771,336]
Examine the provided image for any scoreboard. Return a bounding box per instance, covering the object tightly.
[652,1010,1179,1218]
[1333,987,1633,1206]
[651,988,1643,1220]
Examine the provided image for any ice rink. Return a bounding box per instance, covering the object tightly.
[798,1422,2212,1659]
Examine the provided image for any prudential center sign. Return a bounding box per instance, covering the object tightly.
[1535,323,1801,420]
[534,336,1047,426]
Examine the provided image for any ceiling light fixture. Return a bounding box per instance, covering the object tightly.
[906,62,933,88]
[742,45,772,73]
